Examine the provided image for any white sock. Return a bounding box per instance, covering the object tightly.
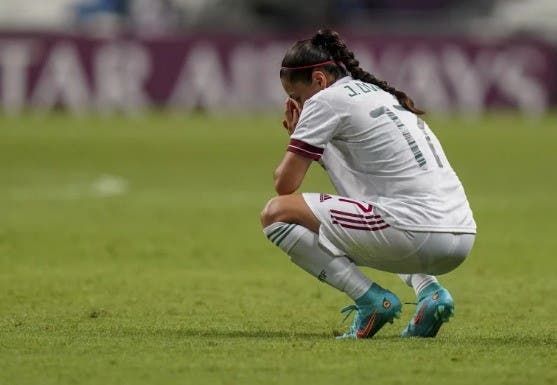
[398,274,438,296]
[264,222,372,300]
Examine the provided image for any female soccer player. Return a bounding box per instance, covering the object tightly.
[260,30,476,339]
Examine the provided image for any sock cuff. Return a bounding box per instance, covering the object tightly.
[398,274,413,288]
[413,275,439,297]
[263,222,304,252]
[263,222,286,237]
[418,282,442,299]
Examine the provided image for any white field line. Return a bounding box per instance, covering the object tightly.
[5,174,129,201]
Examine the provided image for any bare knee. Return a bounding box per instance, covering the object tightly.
[260,194,320,233]
[260,197,286,228]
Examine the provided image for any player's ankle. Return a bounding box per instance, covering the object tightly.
[355,283,385,306]
[417,282,443,300]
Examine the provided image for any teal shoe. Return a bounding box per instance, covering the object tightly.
[337,283,402,339]
[401,283,454,338]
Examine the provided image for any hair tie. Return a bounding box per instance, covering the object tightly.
[281,60,335,71]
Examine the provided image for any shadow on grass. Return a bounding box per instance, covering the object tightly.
[177,328,330,339]
[150,328,415,341]
[15,319,556,345]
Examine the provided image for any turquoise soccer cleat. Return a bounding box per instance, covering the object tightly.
[337,283,402,339]
[401,283,454,338]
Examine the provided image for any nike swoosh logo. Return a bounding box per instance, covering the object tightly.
[357,310,378,338]
[414,303,427,325]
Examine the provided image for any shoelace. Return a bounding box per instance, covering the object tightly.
[340,304,359,323]
[343,301,415,318]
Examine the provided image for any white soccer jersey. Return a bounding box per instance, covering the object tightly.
[288,76,476,233]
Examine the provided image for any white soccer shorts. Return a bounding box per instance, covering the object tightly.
[302,193,475,275]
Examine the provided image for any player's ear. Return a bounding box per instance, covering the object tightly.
[312,71,328,89]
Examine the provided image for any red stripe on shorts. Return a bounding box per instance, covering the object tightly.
[330,209,381,219]
[332,221,391,231]
[331,215,385,226]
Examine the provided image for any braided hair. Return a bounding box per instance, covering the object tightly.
[280,29,424,115]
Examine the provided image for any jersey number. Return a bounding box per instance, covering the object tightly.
[369,106,443,168]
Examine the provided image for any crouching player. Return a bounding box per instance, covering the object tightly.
[260,30,476,339]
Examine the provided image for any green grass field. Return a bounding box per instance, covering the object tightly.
[1,112,556,385]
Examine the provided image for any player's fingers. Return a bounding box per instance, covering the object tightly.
[286,98,293,109]
[287,98,299,115]
[289,99,301,113]
[284,99,290,111]
[285,108,291,121]
[285,107,292,123]
[286,99,294,113]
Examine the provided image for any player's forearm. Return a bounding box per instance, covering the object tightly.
[274,167,298,195]
[273,151,312,195]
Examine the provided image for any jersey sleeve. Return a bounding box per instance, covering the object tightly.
[287,97,340,161]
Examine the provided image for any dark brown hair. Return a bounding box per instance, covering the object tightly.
[280,29,424,115]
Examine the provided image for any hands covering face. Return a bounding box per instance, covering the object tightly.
[282,98,301,136]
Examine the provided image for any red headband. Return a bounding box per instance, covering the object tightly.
[281,60,336,70]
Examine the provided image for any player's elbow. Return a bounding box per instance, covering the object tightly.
[274,180,296,195]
